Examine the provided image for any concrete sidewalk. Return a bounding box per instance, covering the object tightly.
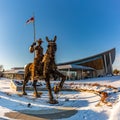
[5,108,78,120]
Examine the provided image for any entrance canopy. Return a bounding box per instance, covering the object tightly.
[57,64,95,71]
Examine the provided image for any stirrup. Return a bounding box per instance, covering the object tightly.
[33,76,40,80]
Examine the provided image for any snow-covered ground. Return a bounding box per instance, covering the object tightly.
[0,76,120,120]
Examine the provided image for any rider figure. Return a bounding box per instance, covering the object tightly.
[29,38,44,80]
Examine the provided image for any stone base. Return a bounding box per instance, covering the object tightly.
[10,80,46,91]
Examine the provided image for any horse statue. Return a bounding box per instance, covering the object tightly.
[22,36,66,104]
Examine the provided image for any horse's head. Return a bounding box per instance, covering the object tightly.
[46,36,57,55]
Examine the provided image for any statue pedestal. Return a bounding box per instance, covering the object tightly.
[10,79,46,91]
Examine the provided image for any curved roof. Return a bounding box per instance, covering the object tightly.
[57,64,95,71]
[57,48,116,66]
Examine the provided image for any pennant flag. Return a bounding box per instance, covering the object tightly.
[26,17,34,24]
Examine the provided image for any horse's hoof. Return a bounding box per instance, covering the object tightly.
[33,93,41,98]
[49,99,58,104]
[54,86,60,94]
[22,92,27,95]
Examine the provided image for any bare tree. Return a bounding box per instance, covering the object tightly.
[0,65,3,71]
[0,65,3,77]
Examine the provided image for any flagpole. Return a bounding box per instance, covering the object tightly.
[26,15,36,80]
[33,15,36,42]
[33,14,36,58]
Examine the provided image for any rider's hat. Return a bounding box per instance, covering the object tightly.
[37,38,43,44]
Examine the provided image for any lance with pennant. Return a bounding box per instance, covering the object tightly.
[26,15,36,58]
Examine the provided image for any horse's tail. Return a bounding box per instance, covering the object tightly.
[24,63,32,70]
[24,63,32,80]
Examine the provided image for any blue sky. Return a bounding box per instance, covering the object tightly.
[0,0,120,70]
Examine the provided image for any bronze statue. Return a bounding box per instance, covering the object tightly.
[22,36,66,104]
[29,38,44,80]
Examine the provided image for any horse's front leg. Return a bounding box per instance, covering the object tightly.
[45,78,58,104]
[32,80,40,97]
[22,75,29,95]
[53,70,66,94]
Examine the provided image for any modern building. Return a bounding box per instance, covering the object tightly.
[57,48,115,80]
[3,48,116,80]
[3,67,24,80]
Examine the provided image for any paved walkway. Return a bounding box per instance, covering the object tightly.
[5,108,78,120]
